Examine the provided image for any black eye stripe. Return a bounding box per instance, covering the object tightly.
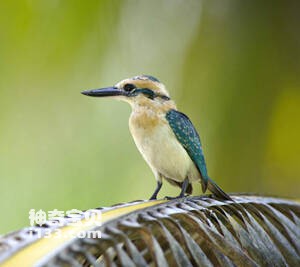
[160,95,170,101]
[130,88,170,101]
[124,83,136,91]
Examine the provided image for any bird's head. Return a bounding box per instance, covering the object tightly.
[81,75,171,107]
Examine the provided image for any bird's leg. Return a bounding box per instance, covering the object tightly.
[165,178,189,200]
[149,181,162,200]
[179,177,189,197]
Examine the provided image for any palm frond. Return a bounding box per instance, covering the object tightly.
[1,195,300,266]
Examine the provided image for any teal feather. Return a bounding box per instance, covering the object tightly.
[166,109,232,201]
[166,110,208,191]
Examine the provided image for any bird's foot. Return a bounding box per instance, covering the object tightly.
[164,194,189,200]
[164,196,180,200]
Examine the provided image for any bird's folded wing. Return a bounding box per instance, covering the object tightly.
[166,109,208,192]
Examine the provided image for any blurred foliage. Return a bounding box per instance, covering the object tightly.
[0,0,299,233]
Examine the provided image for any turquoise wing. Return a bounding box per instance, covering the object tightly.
[166,109,208,192]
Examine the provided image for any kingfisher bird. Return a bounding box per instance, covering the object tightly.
[82,75,231,201]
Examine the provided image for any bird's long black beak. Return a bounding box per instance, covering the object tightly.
[81,87,126,97]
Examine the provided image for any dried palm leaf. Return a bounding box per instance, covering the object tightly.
[0,195,300,266]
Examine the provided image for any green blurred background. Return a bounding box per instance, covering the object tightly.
[0,0,299,233]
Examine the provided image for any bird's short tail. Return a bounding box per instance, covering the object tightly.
[207,178,233,201]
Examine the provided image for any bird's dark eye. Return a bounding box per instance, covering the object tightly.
[124,83,136,92]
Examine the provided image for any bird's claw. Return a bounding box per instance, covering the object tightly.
[164,195,189,200]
